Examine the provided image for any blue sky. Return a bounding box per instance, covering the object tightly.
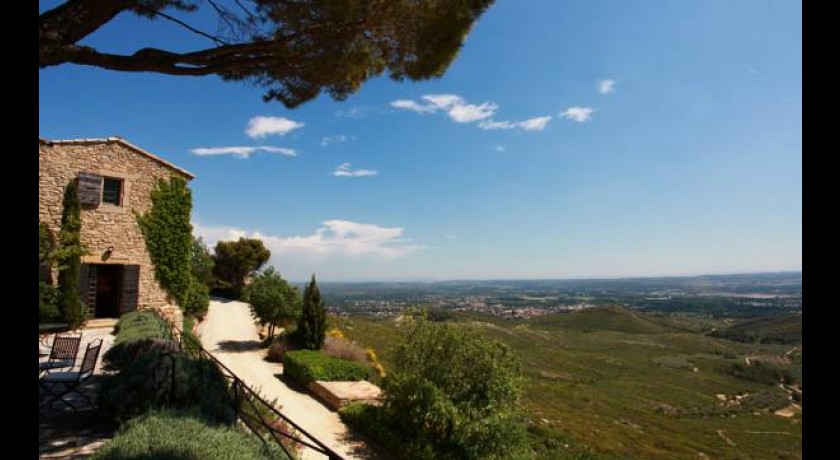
[39,0,802,282]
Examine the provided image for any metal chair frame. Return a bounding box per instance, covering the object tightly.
[39,339,102,412]
[39,334,82,372]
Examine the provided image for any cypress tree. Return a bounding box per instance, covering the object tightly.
[297,275,327,350]
[57,179,86,328]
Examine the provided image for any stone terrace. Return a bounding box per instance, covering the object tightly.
[39,327,116,459]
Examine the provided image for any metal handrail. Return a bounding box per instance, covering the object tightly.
[156,312,344,460]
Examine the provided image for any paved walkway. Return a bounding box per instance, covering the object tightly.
[197,299,384,460]
[39,327,118,459]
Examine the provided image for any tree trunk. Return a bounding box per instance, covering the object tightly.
[39,0,138,67]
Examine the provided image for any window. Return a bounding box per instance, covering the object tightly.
[102,177,123,206]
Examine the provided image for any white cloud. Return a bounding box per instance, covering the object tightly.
[495,145,507,152]
[190,146,297,159]
[390,99,437,114]
[447,101,498,123]
[479,120,515,130]
[517,116,552,131]
[321,135,353,147]
[479,115,552,131]
[422,94,464,109]
[333,162,378,177]
[334,106,368,118]
[391,93,498,124]
[245,116,304,139]
[559,107,596,122]
[598,79,616,94]
[422,94,497,123]
[390,93,559,133]
[194,220,423,259]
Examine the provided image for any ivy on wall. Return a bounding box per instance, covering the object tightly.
[136,176,193,309]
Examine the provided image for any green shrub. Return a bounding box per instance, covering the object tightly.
[183,315,195,335]
[717,361,798,385]
[92,410,289,460]
[267,333,299,363]
[340,403,419,457]
[283,350,371,385]
[39,281,61,322]
[99,351,235,425]
[183,275,210,319]
[103,311,173,370]
[381,319,530,460]
[112,311,172,340]
[527,424,607,459]
[103,338,181,372]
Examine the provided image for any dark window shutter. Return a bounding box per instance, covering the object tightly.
[39,263,51,284]
[79,264,97,318]
[77,172,102,206]
[121,265,140,314]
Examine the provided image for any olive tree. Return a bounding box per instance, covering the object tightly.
[244,266,301,339]
[383,319,530,459]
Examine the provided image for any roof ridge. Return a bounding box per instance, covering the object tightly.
[39,136,194,179]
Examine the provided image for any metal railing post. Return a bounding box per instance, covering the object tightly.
[152,310,346,460]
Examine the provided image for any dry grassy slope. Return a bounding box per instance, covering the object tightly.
[335,307,802,460]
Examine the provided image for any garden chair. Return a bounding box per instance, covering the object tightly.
[38,333,81,372]
[39,339,102,412]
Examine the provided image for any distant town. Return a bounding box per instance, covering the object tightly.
[319,271,802,319]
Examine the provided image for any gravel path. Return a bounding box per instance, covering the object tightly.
[197,299,382,460]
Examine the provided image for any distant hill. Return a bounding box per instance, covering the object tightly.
[335,307,802,459]
[527,306,675,334]
[710,313,802,344]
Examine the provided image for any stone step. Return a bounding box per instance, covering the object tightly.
[84,318,119,330]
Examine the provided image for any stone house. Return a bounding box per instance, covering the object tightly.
[39,137,194,327]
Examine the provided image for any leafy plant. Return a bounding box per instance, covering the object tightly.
[39,281,61,322]
[39,222,57,283]
[283,350,371,385]
[244,266,301,339]
[191,235,215,286]
[99,350,235,425]
[103,311,174,371]
[717,361,798,386]
[381,318,530,459]
[136,176,193,309]
[111,311,172,341]
[296,275,327,350]
[183,275,211,319]
[366,347,386,379]
[41,1,497,110]
[91,410,289,460]
[103,338,181,372]
[57,179,86,328]
[266,332,299,363]
[212,238,270,299]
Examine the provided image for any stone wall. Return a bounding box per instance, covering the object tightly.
[39,138,193,329]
